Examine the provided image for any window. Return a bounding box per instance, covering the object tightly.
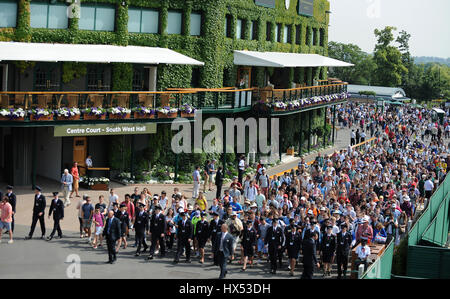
[128,7,159,34]
[236,19,243,39]
[295,25,301,45]
[167,11,182,35]
[30,2,68,29]
[275,23,281,43]
[266,22,272,41]
[87,65,109,91]
[251,20,258,40]
[320,28,325,47]
[306,26,312,46]
[283,25,292,43]
[79,4,115,31]
[0,1,17,28]
[225,14,232,38]
[190,12,202,36]
[313,28,318,46]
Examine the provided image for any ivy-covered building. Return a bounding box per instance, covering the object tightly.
[0,0,351,186]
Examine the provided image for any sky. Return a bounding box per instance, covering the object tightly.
[328,0,450,58]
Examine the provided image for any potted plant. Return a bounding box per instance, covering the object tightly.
[157,106,178,118]
[272,101,287,111]
[108,107,131,119]
[287,100,300,111]
[80,176,109,191]
[179,103,197,117]
[132,106,155,119]
[55,107,81,120]
[83,107,107,120]
[29,108,54,121]
[0,108,26,121]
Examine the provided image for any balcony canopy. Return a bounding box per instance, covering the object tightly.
[0,42,204,65]
[234,50,354,68]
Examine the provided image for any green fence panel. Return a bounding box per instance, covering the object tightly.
[421,195,450,247]
[362,240,395,279]
[407,245,450,279]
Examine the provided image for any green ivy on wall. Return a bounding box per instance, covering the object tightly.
[62,62,87,83]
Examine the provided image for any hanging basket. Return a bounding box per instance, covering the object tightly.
[180,112,195,118]
[57,114,81,121]
[30,114,54,121]
[0,116,25,121]
[109,113,131,120]
[83,114,106,120]
[158,112,178,119]
[134,112,155,119]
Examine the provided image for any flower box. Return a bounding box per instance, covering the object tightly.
[109,113,130,120]
[90,183,109,191]
[0,108,26,121]
[57,114,81,121]
[180,112,195,118]
[158,112,178,119]
[84,114,106,120]
[134,112,155,119]
[274,107,286,111]
[30,114,53,121]
[0,116,25,121]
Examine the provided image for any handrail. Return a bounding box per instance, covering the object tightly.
[272,82,348,92]
[0,90,199,95]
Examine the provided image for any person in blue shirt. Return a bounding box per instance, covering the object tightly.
[229,196,243,218]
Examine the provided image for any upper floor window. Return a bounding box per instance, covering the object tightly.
[236,19,244,39]
[167,11,182,35]
[79,3,115,32]
[250,20,258,40]
[30,1,68,29]
[190,12,202,36]
[0,1,17,28]
[284,25,292,43]
[225,14,232,38]
[128,7,159,34]
[275,23,281,43]
[295,25,301,45]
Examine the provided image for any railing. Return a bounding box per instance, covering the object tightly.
[261,83,348,103]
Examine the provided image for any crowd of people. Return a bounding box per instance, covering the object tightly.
[1,101,449,279]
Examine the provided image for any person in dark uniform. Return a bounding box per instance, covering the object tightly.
[47,192,64,241]
[320,226,337,277]
[264,217,285,274]
[301,231,320,279]
[214,223,234,279]
[103,210,121,264]
[5,186,16,233]
[116,203,130,251]
[210,211,224,265]
[25,186,46,240]
[241,220,257,271]
[336,223,352,279]
[148,205,166,260]
[173,211,193,264]
[134,203,149,256]
[286,224,302,276]
[196,211,210,264]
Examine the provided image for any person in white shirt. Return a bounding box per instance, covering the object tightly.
[108,189,119,211]
[354,239,371,271]
[192,166,201,199]
[424,177,434,200]
[245,180,257,202]
[85,155,93,167]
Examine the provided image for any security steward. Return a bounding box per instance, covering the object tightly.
[301,231,320,279]
[134,203,149,256]
[148,205,166,260]
[173,211,193,264]
[25,186,46,240]
[209,211,224,265]
[47,192,64,241]
[336,223,352,279]
[286,224,302,276]
[241,220,257,271]
[264,217,285,274]
[321,226,337,277]
[196,211,210,264]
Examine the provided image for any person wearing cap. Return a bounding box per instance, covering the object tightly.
[225,211,243,262]
[5,185,16,233]
[47,192,64,241]
[196,211,210,264]
[241,220,257,271]
[148,205,166,260]
[336,223,353,279]
[25,186,46,240]
[320,226,336,277]
[285,223,302,276]
[103,210,121,264]
[116,203,130,251]
[60,169,73,207]
[301,231,320,279]
[355,215,373,246]
[174,211,193,264]
[265,217,285,274]
[210,211,224,265]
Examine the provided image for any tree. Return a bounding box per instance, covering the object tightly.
[373,26,408,87]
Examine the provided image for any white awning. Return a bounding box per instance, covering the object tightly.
[234,50,354,67]
[433,108,445,114]
[0,42,204,65]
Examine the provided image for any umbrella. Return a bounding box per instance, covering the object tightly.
[389,101,404,106]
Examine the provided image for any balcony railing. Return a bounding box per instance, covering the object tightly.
[0,84,348,121]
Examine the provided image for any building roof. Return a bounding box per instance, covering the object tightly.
[0,42,204,65]
[347,84,407,98]
[233,50,354,68]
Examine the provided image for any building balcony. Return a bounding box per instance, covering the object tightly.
[0,83,348,125]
